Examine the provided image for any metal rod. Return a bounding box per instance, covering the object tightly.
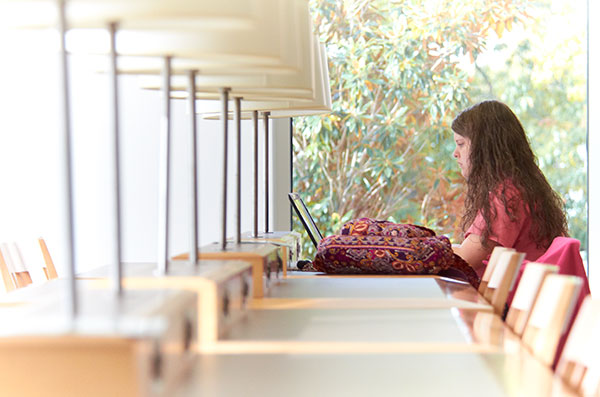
[234,97,242,244]
[108,22,123,295]
[187,70,199,265]
[253,110,259,237]
[263,112,270,233]
[157,56,172,274]
[58,0,77,318]
[220,88,231,250]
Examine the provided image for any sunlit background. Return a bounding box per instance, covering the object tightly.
[293,0,588,262]
[0,0,596,289]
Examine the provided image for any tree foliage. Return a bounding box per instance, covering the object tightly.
[293,0,585,255]
[468,1,587,249]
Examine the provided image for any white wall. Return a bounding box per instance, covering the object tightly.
[272,117,292,231]
[0,29,282,276]
[0,29,69,276]
[119,77,271,264]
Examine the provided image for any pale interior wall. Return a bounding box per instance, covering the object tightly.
[271,117,292,231]
[0,31,273,276]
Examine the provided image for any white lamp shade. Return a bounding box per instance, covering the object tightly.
[101,56,299,76]
[136,2,315,101]
[251,41,332,117]
[0,0,257,30]
[2,0,310,74]
[64,0,308,74]
[199,40,331,119]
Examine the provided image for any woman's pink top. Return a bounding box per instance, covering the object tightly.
[465,183,546,262]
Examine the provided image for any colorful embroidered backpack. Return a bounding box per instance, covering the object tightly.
[312,218,480,288]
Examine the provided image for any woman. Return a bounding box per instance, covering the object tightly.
[451,100,568,275]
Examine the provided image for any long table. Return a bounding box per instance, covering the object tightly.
[254,273,492,310]
[0,268,576,396]
[174,272,577,396]
[176,351,576,397]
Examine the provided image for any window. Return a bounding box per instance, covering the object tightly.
[293,0,587,260]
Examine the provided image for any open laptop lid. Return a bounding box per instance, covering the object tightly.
[288,192,324,248]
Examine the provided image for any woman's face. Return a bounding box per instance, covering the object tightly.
[453,132,471,179]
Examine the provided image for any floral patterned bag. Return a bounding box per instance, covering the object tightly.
[312,219,480,288]
[340,218,436,238]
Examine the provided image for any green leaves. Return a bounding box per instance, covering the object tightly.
[293,0,539,253]
[469,0,587,248]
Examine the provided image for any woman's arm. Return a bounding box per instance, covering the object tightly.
[453,233,498,273]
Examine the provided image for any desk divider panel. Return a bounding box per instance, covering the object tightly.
[173,242,282,298]
[0,287,197,396]
[78,260,253,347]
[241,230,302,276]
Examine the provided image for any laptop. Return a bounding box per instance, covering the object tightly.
[288,192,324,248]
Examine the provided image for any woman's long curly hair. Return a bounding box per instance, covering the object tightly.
[451,100,568,249]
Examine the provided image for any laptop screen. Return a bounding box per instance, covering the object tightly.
[288,193,324,248]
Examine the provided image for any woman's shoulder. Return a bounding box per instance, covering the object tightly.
[490,179,522,200]
[489,179,528,216]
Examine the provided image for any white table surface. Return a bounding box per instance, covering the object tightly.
[176,351,575,397]
[260,275,491,310]
[201,307,521,356]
